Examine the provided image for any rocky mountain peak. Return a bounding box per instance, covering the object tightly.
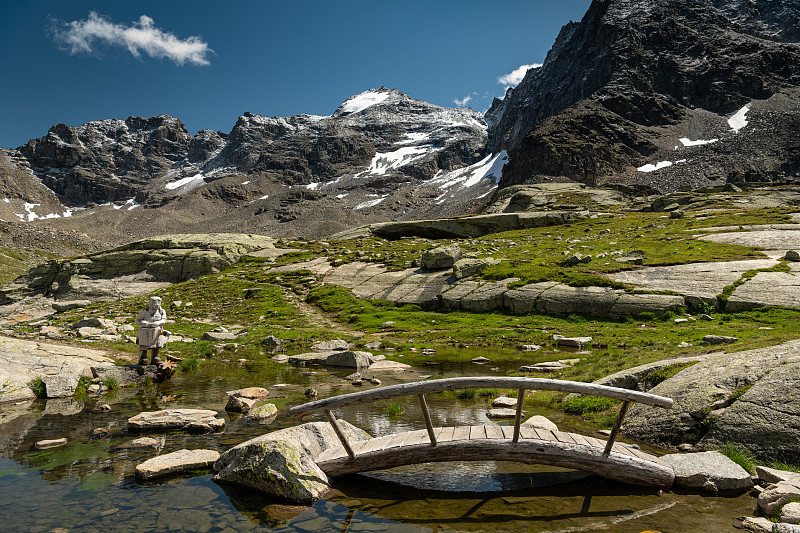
[490,0,800,192]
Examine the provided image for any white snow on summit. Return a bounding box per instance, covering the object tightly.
[728,104,750,132]
[337,90,391,115]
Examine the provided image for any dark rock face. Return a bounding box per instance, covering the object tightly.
[490,0,800,191]
[19,116,193,205]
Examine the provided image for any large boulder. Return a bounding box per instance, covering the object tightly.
[213,421,369,503]
[325,351,374,368]
[623,340,800,461]
[659,451,753,494]
[421,245,463,270]
[135,449,220,480]
[310,340,350,352]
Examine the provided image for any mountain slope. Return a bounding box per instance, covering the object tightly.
[489,0,800,192]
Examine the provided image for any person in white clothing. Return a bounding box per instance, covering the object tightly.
[135,296,167,365]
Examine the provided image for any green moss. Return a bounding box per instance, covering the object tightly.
[28,378,46,399]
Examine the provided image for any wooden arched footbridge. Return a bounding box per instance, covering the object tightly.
[289,377,676,489]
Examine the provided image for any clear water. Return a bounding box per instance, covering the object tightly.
[0,357,754,532]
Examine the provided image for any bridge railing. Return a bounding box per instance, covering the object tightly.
[289,376,673,459]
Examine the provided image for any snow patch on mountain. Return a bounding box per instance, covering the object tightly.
[336,90,391,116]
[637,161,673,172]
[354,196,387,210]
[165,173,205,191]
[431,151,508,189]
[357,145,438,177]
[728,104,750,132]
[679,137,718,147]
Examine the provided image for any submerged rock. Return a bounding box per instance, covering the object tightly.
[136,449,220,481]
[35,438,67,449]
[246,403,278,422]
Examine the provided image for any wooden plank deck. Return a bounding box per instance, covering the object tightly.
[315,425,674,489]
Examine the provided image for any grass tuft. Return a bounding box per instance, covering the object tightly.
[718,442,756,474]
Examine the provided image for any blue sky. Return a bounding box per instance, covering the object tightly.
[0,1,591,149]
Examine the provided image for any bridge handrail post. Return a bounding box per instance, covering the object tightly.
[325,409,355,459]
[602,401,630,455]
[512,388,525,443]
[418,394,437,446]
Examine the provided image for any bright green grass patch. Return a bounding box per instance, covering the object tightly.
[770,462,800,473]
[0,247,58,286]
[562,395,618,415]
[718,442,757,475]
[385,400,404,417]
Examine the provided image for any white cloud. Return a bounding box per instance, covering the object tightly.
[453,95,472,107]
[52,12,212,66]
[498,63,542,88]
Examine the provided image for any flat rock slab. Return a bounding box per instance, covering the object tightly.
[727,270,800,311]
[325,261,454,309]
[136,449,220,480]
[606,259,777,300]
[759,480,800,515]
[128,409,225,433]
[0,336,115,404]
[487,408,520,419]
[659,451,753,493]
[699,229,800,251]
[367,360,412,372]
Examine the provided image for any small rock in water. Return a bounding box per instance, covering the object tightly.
[487,408,519,419]
[304,387,318,399]
[785,250,800,262]
[472,356,490,364]
[91,428,110,438]
[35,438,67,449]
[368,377,381,385]
[351,380,363,386]
[521,344,541,351]
[522,415,558,432]
[94,404,112,412]
[491,396,517,408]
[598,429,612,436]
[135,449,220,481]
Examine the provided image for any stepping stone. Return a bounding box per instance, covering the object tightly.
[135,449,220,480]
[487,408,519,419]
[35,438,67,449]
[491,396,517,408]
[127,409,225,433]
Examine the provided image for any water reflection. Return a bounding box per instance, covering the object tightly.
[0,354,755,532]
